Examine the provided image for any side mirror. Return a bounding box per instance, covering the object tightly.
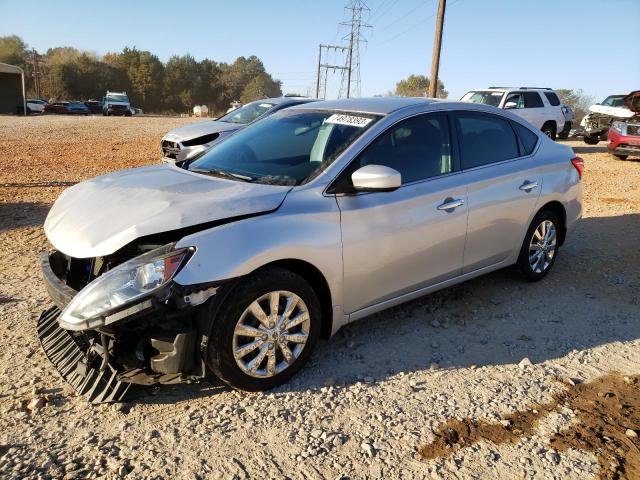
[504,101,518,109]
[351,165,401,192]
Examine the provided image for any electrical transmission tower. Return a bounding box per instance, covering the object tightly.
[315,44,350,99]
[339,0,371,99]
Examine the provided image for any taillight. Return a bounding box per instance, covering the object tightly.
[571,156,584,179]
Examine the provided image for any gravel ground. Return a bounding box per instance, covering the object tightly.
[0,116,638,479]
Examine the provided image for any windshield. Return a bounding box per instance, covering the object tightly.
[189,110,379,186]
[461,91,505,107]
[106,94,129,103]
[217,102,274,124]
[601,95,626,107]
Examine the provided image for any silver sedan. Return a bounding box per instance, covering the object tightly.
[40,97,583,399]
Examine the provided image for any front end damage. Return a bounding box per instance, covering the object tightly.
[38,244,218,403]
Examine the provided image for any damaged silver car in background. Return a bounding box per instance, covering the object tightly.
[159,96,317,164]
[39,98,582,402]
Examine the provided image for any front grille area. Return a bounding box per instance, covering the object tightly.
[626,124,639,136]
[161,140,181,159]
[110,104,128,111]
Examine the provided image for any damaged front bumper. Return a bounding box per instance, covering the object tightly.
[38,250,216,402]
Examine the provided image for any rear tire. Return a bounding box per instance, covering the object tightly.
[612,154,628,161]
[541,122,556,140]
[517,210,560,282]
[583,134,600,145]
[205,267,321,391]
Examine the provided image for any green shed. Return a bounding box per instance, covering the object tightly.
[0,62,26,115]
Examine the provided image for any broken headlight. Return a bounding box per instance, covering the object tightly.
[611,121,626,135]
[59,244,192,331]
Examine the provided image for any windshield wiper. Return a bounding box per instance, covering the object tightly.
[190,168,254,182]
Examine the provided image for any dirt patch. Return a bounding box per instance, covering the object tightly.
[420,373,640,479]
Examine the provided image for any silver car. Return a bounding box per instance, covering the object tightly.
[160,96,318,163]
[39,97,583,400]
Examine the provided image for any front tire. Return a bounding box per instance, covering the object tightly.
[206,267,321,391]
[517,210,560,282]
[612,153,628,161]
[583,134,599,145]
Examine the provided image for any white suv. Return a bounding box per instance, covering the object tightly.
[461,87,572,140]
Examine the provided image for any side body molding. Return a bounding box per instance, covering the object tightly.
[173,187,347,335]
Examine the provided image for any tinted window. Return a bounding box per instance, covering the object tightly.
[544,92,560,106]
[523,92,544,108]
[456,113,519,168]
[356,114,453,184]
[512,122,539,155]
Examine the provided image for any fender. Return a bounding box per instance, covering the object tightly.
[173,187,347,334]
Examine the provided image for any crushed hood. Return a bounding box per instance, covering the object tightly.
[163,120,241,143]
[44,164,291,258]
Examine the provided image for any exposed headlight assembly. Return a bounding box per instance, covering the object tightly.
[59,244,192,331]
[611,121,626,135]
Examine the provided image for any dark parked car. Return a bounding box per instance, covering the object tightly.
[43,102,70,114]
[84,100,103,114]
[43,101,90,115]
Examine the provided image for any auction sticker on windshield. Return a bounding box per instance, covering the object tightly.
[325,114,373,128]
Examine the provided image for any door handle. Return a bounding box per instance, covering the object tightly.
[519,181,539,192]
[437,198,465,211]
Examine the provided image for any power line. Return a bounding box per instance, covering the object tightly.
[374,0,462,46]
[377,0,433,32]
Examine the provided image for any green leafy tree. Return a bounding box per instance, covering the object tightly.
[395,74,448,98]
[556,88,594,123]
[240,75,282,103]
[0,35,28,67]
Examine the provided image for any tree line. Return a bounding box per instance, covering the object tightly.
[0,35,282,114]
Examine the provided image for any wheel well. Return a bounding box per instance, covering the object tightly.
[542,120,557,132]
[538,201,567,245]
[256,259,333,338]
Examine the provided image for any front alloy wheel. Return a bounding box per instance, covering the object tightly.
[205,267,321,391]
[517,211,560,281]
[232,291,310,378]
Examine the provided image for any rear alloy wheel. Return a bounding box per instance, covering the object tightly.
[517,211,559,282]
[206,267,321,391]
[541,122,556,140]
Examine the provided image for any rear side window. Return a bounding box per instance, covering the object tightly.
[512,122,539,155]
[356,114,453,184]
[456,113,519,169]
[523,92,544,108]
[544,92,560,106]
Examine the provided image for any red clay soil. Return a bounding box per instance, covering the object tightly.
[419,374,640,480]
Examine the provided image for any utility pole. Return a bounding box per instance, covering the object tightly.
[428,0,446,98]
[31,48,42,99]
[315,44,350,99]
[339,0,371,99]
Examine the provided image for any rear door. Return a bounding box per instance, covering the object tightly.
[334,113,468,314]
[454,111,542,273]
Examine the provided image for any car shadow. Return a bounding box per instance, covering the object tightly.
[0,202,50,231]
[131,213,639,405]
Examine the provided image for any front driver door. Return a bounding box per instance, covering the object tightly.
[333,113,468,314]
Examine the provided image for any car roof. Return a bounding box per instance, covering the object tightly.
[288,96,439,115]
[249,97,318,107]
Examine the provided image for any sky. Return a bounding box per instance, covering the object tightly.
[1,0,639,102]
